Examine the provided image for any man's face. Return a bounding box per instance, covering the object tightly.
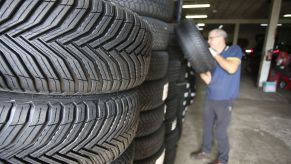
[208,31,224,49]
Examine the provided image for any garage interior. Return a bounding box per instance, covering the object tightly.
[0,0,290,163]
[176,0,291,163]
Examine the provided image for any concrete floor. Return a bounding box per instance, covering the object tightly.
[175,73,291,164]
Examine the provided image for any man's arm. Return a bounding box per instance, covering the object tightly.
[213,55,241,74]
[200,71,211,85]
[209,48,241,74]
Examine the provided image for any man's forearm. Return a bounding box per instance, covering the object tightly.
[213,54,240,74]
[209,48,240,74]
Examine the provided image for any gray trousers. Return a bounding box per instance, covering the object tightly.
[202,99,233,164]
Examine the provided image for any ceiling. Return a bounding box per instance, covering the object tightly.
[182,0,291,20]
[181,0,291,47]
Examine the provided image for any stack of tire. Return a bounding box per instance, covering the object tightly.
[162,24,193,164]
[105,0,177,163]
[0,0,153,163]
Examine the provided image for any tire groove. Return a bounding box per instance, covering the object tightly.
[39,154,63,164]
[53,153,79,164]
[16,36,53,92]
[83,46,112,91]
[43,0,91,43]
[28,103,63,158]
[52,41,87,93]
[0,71,9,89]
[59,103,90,154]
[45,103,84,156]
[68,43,101,93]
[98,101,121,144]
[79,148,106,163]
[0,105,49,158]
[8,1,58,37]
[25,0,75,41]
[59,0,104,44]
[0,40,25,91]
[86,101,115,148]
[0,104,31,151]
[4,35,48,92]
[100,47,123,91]
[16,103,61,158]
[19,37,62,93]
[71,101,104,151]
[35,39,74,93]
[89,6,125,49]
[23,156,45,164]
[67,151,94,164]
[76,1,115,47]
[0,0,22,24]
[0,0,41,34]
[31,103,76,157]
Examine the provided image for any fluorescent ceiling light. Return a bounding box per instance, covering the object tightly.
[283,14,291,17]
[183,4,211,8]
[198,27,204,31]
[197,23,205,26]
[260,24,282,26]
[186,15,208,19]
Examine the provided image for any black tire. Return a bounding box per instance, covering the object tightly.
[164,147,176,164]
[139,79,169,112]
[0,0,152,95]
[165,127,179,150]
[178,64,188,83]
[167,47,187,83]
[111,142,135,164]
[142,17,170,50]
[165,97,178,120]
[168,44,187,62]
[168,24,178,47]
[176,20,216,73]
[136,104,166,137]
[134,144,165,164]
[145,51,169,81]
[134,124,165,161]
[0,90,139,163]
[165,117,178,134]
[167,57,182,82]
[167,82,176,99]
[107,0,174,22]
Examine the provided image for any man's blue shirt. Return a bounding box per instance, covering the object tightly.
[207,45,243,100]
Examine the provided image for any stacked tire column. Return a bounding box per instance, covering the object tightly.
[163,25,198,164]
[105,0,174,163]
[0,0,152,163]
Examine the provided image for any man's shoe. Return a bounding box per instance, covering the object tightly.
[190,151,211,160]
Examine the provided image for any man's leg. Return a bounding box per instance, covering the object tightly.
[215,100,233,164]
[202,99,216,153]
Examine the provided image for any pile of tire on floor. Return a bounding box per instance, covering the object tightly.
[0,0,197,163]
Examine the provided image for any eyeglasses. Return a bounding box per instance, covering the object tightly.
[208,35,222,40]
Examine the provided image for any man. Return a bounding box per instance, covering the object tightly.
[191,29,243,164]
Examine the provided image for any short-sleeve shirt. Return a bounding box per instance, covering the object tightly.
[207,45,243,100]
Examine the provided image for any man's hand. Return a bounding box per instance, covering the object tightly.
[209,47,218,57]
[200,71,211,85]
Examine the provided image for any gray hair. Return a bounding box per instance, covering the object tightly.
[209,28,228,39]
